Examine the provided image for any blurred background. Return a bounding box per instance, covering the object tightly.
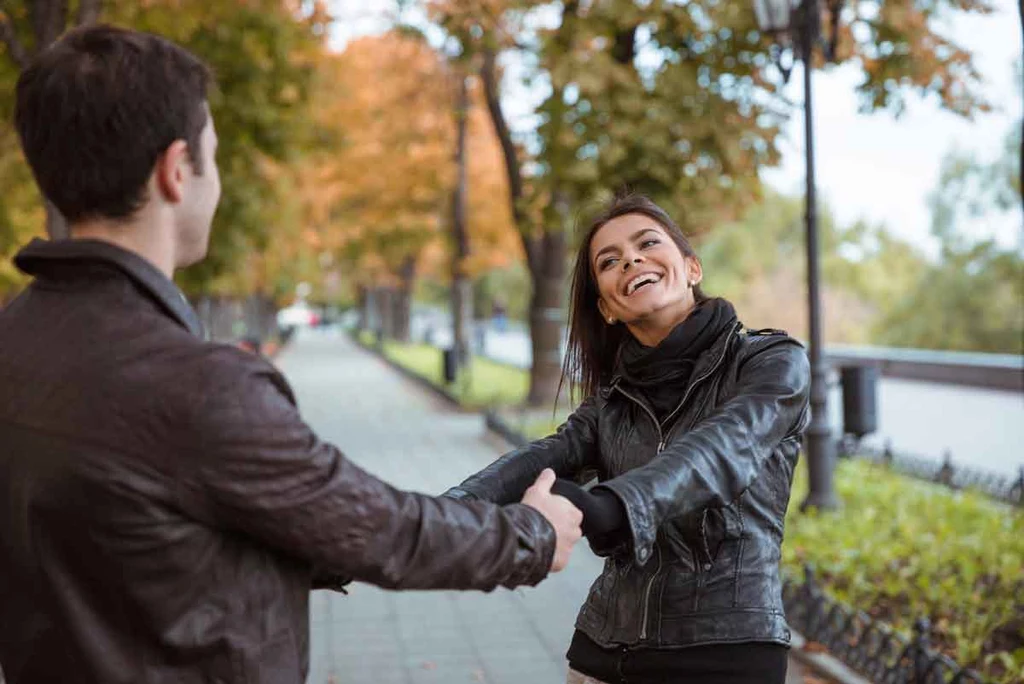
[0,1,1021,683]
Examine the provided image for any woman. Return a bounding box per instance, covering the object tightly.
[445,194,810,684]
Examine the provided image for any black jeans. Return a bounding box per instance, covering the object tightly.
[567,630,789,684]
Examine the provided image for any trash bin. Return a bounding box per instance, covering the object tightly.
[841,365,878,438]
[442,347,458,385]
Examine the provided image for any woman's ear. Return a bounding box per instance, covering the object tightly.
[597,298,615,324]
[686,256,704,288]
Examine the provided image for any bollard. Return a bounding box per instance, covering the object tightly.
[912,618,932,683]
[442,347,458,385]
[1012,466,1024,507]
[936,451,956,488]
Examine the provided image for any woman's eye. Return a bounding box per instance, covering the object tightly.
[641,239,660,249]
[600,258,617,270]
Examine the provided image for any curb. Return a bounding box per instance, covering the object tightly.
[483,410,531,447]
[484,408,872,684]
[789,632,872,684]
[349,333,465,410]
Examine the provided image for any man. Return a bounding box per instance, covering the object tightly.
[0,25,582,684]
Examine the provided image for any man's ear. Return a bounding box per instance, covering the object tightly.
[154,140,190,204]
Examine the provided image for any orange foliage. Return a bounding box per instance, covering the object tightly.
[299,30,520,287]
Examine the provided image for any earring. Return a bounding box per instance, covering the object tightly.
[607,317,616,324]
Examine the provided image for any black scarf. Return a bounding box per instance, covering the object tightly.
[617,298,737,422]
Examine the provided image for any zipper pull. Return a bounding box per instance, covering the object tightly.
[657,440,665,453]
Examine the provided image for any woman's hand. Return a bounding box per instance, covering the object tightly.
[521,469,584,572]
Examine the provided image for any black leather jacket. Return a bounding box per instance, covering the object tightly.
[447,321,811,649]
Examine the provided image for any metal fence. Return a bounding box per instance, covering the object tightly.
[783,565,988,684]
[840,438,1024,508]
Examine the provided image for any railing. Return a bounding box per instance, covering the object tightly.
[784,565,988,683]
[825,345,1023,392]
[841,438,1024,508]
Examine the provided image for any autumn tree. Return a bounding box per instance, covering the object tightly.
[304,28,520,343]
[428,0,993,407]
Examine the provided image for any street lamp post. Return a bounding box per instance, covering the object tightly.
[753,0,839,510]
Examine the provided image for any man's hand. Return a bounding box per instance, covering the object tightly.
[521,468,583,572]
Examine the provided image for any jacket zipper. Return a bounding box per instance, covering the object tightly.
[611,322,740,643]
[638,544,662,640]
[656,321,740,446]
[613,385,664,448]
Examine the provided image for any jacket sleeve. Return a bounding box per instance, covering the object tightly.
[596,341,810,566]
[443,396,601,505]
[178,353,556,592]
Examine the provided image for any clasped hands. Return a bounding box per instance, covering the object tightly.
[521,468,628,573]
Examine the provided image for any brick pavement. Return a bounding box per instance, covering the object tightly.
[277,331,810,684]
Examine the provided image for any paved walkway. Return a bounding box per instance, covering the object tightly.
[277,331,811,684]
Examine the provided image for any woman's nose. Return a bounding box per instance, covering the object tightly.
[622,255,643,271]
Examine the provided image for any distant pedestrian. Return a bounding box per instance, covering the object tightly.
[492,297,508,332]
[446,193,810,684]
[0,25,582,684]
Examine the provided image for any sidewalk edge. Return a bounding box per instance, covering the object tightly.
[350,333,466,410]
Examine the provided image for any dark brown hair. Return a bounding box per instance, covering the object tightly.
[15,24,212,223]
[560,193,708,402]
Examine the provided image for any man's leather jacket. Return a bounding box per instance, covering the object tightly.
[0,238,555,684]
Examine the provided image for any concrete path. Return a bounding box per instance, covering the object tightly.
[276,330,811,684]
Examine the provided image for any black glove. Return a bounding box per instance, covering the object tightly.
[551,479,627,541]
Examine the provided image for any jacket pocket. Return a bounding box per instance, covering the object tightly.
[695,502,745,611]
[577,558,619,635]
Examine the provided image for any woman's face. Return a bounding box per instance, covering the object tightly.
[589,213,702,338]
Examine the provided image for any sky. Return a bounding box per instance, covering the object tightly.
[328,0,1023,256]
[761,0,1022,256]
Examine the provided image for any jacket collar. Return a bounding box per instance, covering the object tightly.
[14,237,203,337]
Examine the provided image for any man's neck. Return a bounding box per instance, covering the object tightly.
[70,217,175,279]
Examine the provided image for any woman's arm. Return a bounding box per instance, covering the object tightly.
[444,397,601,505]
[595,340,810,565]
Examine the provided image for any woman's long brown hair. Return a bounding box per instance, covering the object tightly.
[559,194,708,404]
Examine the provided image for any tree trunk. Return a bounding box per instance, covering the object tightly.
[206,296,240,342]
[480,13,578,408]
[525,230,567,407]
[193,295,212,339]
[356,285,369,332]
[450,73,472,363]
[244,294,277,342]
[376,287,396,340]
[393,258,415,343]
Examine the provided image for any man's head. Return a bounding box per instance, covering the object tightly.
[15,24,220,268]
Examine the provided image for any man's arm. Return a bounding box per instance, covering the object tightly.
[177,354,578,591]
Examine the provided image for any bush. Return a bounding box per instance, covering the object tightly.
[784,459,1024,682]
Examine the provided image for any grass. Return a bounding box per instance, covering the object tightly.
[356,330,528,408]
[784,459,1023,682]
